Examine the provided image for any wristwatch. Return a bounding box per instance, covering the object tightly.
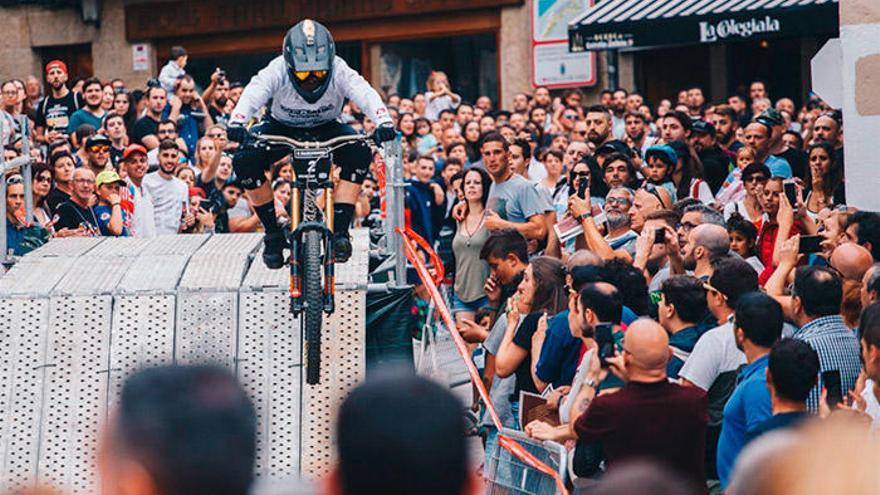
[584,377,597,389]
[579,211,592,223]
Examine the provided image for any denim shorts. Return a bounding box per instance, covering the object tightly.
[451,294,488,314]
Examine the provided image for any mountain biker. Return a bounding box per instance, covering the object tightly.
[227,19,395,269]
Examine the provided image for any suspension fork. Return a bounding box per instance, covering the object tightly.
[323,187,335,313]
[289,185,303,314]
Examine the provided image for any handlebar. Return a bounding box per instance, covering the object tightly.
[253,132,376,151]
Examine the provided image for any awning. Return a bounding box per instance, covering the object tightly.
[568,0,839,51]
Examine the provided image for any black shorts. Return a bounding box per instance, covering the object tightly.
[232,118,372,189]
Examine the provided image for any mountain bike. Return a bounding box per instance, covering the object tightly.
[250,132,377,384]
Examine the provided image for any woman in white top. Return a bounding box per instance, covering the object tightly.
[536,148,568,218]
[423,71,461,121]
[723,163,770,228]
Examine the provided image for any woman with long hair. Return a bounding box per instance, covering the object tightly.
[495,256,568,400]
[804,141,844,217]
[113,90,137,131]
[396,112,418,149]
[101,84,115,112]
[537,148,568,218]
[193,136,218,176]
[463,120,482,163]
[451,167,492,325]
[31,163,54,232]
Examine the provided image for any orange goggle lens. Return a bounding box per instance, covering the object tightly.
[294,70,328,81]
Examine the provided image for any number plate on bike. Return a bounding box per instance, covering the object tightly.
[293,148,332,184]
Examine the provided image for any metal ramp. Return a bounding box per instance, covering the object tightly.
[0,231,369,494]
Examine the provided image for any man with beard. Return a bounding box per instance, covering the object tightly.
[168,75,214,157]
[743,122,792,179]
[131,86,167,149]
[202,68,231,127]
[757,109,806,180]
[689,120,730,195]
[610,88,628,139]
[511,92,530,113]
[660,111,692,143]
[686,87,706,118]
[624,111,656,157]
[477,133,550,242]
[584,105,613,151]
[811,112,844,167]
[711,104,742,155]
[533,86,552,110]
[680,223,730,281]
[727,94,751,128]
[601,187,639,257]
[66,78,107,139]
[83,134,113,176]
[633,209,681,291]
[141,140,193,235]
[34,60,82,145]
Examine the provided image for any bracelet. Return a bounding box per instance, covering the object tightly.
[111,202,120,207]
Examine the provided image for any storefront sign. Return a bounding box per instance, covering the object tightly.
[532,0,596,88]
[532,43,595,88]
[568,2,839,51]
[699,16,781,43]
[131,44,150,72]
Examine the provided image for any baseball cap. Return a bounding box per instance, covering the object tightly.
[45,60,68,75]
[691,120,716,137]
[756,108,784,127]
[645,144,678,167]
[95,170,125,188]
[122,144,148,161]
[85,134,111,148]
[596,139,632,157]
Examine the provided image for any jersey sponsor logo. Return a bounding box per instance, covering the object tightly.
[278,102,335,119]
[100,212,111,221]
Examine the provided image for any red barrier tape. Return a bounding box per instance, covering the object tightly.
[374,152,387,218]
[399,226,444,285]
[396,228,569,495]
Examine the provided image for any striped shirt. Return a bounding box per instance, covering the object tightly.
[791,315,861,412]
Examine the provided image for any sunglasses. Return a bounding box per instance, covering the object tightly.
[88,145,110,153]
[35,175,51,183]
[702,281,728,301]
[743,175,768,183]
[294,70,328,81]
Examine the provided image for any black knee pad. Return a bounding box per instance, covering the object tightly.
[232,147,272,190]
[336,141,372,184]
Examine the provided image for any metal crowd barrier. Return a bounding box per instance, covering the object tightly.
[485,428,569,495]
[0,115,36,262]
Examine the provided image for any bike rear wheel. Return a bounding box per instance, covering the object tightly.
[302,230,324,385]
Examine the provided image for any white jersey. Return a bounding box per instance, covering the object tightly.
[230,56,391,128]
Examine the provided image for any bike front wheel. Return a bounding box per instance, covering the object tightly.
[302,229,323,385]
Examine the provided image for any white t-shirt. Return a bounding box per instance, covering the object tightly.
[862,379,880,431]
[679,320,746,391]
[125,177,157,238]
[142,172,188,235]
[424,91,458,121]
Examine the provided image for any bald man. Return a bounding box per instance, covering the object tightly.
[530,318,708,485]
[680,223,731,280]
[629,187,672,233]
[830,242,873,282]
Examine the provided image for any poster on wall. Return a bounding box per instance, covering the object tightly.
[132,44,150,72]
[531,0,596,88]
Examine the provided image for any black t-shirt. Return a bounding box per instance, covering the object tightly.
[131,115,160,146]
[209,106,229,127]
[53,199,99,234]
[35,91,83,132]
[45,187,71,216]
[698,146,731,195]
[511,312,543,398]
[774,147,808,181]
[110,145,124,170]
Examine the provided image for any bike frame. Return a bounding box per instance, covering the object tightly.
[254,134,369,315]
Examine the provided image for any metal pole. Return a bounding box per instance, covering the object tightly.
[0,145,7,261]
[606,49,619,91]
[382,134,406,286]
[20,116,33,224]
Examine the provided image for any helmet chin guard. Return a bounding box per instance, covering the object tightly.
[283,19,335,103]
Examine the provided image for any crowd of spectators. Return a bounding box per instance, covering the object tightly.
[3,44,879,495]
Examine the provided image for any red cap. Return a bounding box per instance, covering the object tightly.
[189,186,207,198]
[122,144,147,161]
[45,60,68,75]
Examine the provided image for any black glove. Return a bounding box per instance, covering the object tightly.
[227,125,250,145]
[373,122,397,143]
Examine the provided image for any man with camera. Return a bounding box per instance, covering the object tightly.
[202,68,232,127]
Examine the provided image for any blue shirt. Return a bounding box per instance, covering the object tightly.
[716,354,772,489]
[764,155,792,179]
[535,310,582,388]
[163,104,199,158]
[93,205,130,237]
